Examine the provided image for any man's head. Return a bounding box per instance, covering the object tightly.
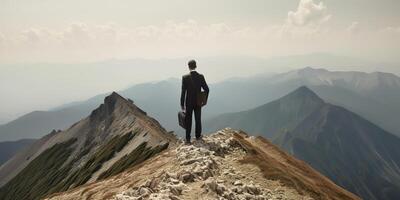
[188,60,197,70]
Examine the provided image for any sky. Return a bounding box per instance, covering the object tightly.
[1,0,400,63]
[0,0,400,123]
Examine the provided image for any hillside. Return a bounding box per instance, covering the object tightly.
[0,139,36,166]
[206,86,400,200]
[46,128,359,200]
[0,92,176,200]
[277,104,400,200]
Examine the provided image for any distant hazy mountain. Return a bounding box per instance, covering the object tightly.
[1,67,400,142]
[0,105,97,142]
[271,67,400,135]
[0,139,36,166]
[0,79,180,142]
[204,86,325,139]
[0,92,176,200]
[208,67,400,136]
[206,87,400,200]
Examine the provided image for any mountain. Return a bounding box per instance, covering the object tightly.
[2,67,400,142]
[0,91,359,200]
[45,128,359,200]
[270,67,400,135]
[277,103,400,200]
[206,87,400,200]
[0,106,96,142]
[0,79,180,142]
[205,86,325,139]
[0,139,36,166]
[0,92,176,200]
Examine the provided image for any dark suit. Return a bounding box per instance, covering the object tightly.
[181,71,209,141]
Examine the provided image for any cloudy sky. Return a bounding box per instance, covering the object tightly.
[0,0,400,123]
[1,0,400,63]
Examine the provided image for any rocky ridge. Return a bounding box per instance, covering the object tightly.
[49,128,358,200]
[114,128,299,200]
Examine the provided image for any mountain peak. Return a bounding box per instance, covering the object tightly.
[284,86,324,103]
[298,67,328,74]
[105,91,125,105]
[89,91,146,124]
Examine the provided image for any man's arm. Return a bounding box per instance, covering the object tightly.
[201,75,209,95]
[180,76,186,110]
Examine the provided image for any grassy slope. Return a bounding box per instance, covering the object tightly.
[0,138,77,200]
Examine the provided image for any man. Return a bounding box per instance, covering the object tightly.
[181,60,209,144]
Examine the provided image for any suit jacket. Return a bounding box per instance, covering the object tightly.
[181,71,209,108]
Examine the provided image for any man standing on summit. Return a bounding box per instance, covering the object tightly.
[181,60,209,144]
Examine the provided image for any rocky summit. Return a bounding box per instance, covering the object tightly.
[48,128,359,200]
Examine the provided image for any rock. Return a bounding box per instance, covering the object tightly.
[181,158,201,165]
[167,182,185,196]
[204,178,218,192]
[223,192,236,200]
[244,184,261,195]
[202,170,213,179]
[193,165,204,176]
[169,178,180,184]
[216,184,226,195]
[217,179,225,183]
[138,187,150,197]
[166,172,178,179]
[244,193,253,200]
[234,180,243,186]
[169,195,181,200]
[144,178,158,189]
[179,172,194,183]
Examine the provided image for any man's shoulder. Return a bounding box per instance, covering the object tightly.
[183,72,204,79]
[197,73,205,79]
[193,71,204,77]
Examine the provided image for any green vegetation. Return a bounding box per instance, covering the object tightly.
[56,131,137,189]
[98,141,169,180]
[0,138,77,200]
[0,131,138,200]
[0,130,169,200]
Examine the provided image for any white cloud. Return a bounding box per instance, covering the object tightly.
[381,26,400,34]
[287,0,331,26]
[0,21,260,62]
[0,18,399,63]
[346,21,360,34]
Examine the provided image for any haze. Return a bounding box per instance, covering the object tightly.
[1,0,400,123]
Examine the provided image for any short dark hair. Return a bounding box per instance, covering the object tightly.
[188,60,197,70]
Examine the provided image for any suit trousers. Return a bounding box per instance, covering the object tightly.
[185,105,202,141]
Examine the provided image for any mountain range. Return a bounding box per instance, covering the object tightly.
[206,86,400,200]
[0,92,359,199]
[1,67,400,144]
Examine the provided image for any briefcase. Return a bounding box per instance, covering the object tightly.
[197,91,208,107]
[178,111,186,129]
